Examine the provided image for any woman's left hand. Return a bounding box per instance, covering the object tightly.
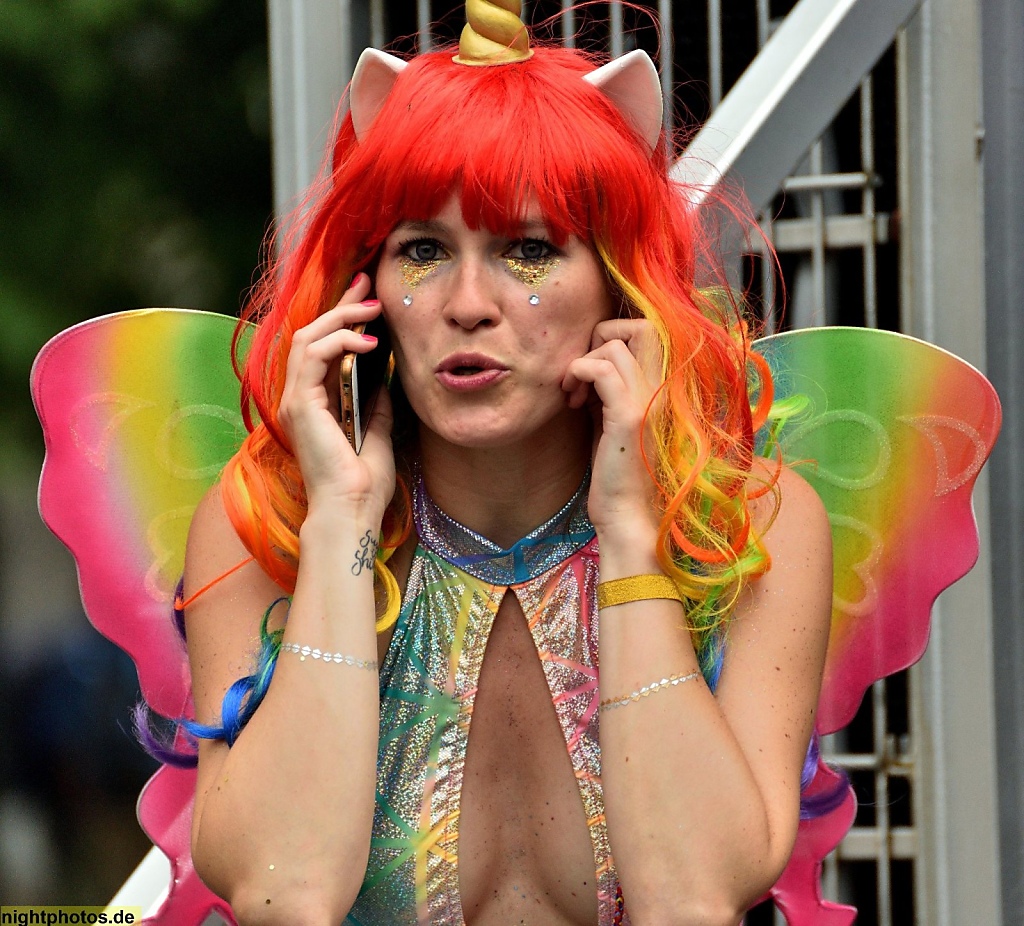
[561,319,664,538]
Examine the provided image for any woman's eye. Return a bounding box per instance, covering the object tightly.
[404,239,445,262]
[509,239,553,261]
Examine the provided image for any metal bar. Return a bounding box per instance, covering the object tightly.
[659,0,674,138]
[838,827,919,860]
[772,213,890,251]
[822,751,913,772]
[822,849,840,909]
[874,682,893,926]
[676,0,923,211]
[860,75,879,327]
[903,0,1003,922]
[757,0,771,48]
[417,0,432,52]
[708,0,723,107]
[781,171,874,192]
[609,1,623,59]
[370,0,385,48]
[561,0,576,47]
[760,217,777,334]
[268,0,353,216]
[980,0,1024,921]
[809,142,826,325]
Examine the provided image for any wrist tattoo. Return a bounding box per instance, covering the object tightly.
[352,530,379,575]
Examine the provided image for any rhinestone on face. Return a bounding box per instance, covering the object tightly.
[403,294,413,306]
[528,294,540,305]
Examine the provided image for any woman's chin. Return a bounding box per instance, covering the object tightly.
[421,407,574,453]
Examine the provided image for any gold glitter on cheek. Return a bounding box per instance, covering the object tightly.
[504,256,560,288]
[399,256,442,289]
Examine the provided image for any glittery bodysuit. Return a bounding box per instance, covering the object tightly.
[346,476,627,925]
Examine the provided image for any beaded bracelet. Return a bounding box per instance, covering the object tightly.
[596,574,683,610]
[599,670,701,711]
[281,642,378,671]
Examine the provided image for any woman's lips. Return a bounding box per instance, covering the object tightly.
[435,353,509,391]
[436,368,507,391]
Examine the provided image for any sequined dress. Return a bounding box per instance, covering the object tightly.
[346,476,627,925]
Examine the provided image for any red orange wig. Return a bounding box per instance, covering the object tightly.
[221,44,774,662]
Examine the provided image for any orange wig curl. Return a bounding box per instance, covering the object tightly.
[222,44,775,654]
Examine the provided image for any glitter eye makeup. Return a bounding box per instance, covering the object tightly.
[399,255,443,289]
[504,254,560,289]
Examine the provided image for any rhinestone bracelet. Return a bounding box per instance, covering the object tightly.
[599,669,701,712]
[281,642,378,671]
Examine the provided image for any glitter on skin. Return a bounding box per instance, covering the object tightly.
[504,255,560,289]
[399,256,442,289]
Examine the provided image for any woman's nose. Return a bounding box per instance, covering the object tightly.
[441,259,502,329]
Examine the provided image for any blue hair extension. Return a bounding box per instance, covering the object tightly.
[700,632,726,693]
[184,596,290,746]
[135,583,290,763]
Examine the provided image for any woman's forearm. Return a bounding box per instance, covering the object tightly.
[596,528,797,926]
[189,509,383,925]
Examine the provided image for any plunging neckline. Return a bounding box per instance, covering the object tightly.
[347,477,629,924]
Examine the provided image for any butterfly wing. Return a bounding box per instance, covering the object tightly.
[31,308,245,924]
[753,326,1001,923]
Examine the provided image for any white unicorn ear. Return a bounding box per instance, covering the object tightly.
[350,48,408,140]
[583,49,664,150]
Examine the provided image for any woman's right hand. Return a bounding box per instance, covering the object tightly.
[277,272,396,517]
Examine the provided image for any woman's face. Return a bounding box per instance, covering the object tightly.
[376,195,616,450]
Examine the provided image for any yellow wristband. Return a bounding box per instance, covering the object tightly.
[596,574,683,610]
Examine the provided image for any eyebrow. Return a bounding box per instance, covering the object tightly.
[393,219,448,236]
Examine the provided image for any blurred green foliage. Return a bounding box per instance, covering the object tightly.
[0,0,272,472]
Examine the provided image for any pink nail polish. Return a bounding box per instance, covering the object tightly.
[360,299,380,307]
[361,334,378,343]
[348,272,365,290]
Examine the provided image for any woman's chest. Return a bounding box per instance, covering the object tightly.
[350,544,625,925]
[458,593,598,925]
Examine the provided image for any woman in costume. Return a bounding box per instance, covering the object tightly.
[181,4,833,924]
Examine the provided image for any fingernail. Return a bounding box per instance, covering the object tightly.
[348,272,365,290]
[361,334,378,343]
[360,299,380,307]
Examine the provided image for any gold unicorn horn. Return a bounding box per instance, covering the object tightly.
[454,0,532,66]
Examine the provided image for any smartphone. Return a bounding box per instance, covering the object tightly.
[340,313,393,454]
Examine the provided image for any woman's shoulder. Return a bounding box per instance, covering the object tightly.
[184,483,253,592]
[732,459,833,642]
[748,458,830,551]
[183,482,287,625]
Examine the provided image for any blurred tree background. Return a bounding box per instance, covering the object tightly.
[0,0,271,904]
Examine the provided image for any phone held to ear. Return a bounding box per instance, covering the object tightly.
[340,314,393,454]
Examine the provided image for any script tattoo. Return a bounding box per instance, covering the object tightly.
[352,530,379,576]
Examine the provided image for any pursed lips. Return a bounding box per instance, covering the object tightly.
[434,352,510,390]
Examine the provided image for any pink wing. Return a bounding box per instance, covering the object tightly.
[755,327,1001,924]
[32,309,245,924]
[770,761,857,926]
